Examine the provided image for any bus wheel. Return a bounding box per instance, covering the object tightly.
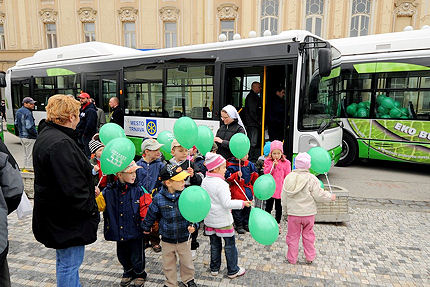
[337,132,357,167]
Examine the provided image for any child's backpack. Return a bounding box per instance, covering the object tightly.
[139,186,153,220]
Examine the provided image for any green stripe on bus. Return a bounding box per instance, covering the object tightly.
[127,136,144,156]
[354,62,430,74]
[46,68,76,76]
[322,66,340,81]
[357,139,369,158]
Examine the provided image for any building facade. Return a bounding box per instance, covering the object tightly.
[0,0,429,71]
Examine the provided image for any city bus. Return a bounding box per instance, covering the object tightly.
[330,29,430,166]
[3,30,342,163]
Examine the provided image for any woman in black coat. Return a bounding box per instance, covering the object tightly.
[214,105,246,160]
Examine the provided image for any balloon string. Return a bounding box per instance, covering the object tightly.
[269,162,275,174]
[234,179,250,202]
[96,174,106,189]
[238,159,241,175]
[188,150,191,169]
[324,172,333,194]
[187,230,191,245]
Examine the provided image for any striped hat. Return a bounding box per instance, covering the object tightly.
[89,139,104,154]
[204,152,226,171]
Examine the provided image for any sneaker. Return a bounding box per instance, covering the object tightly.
[152,244,162,253]
[191,249,197,260]
[244,225,249,232]
[120,277,132,287]
[228,267,246,279]
[306,260,313,264]
[131,277,145,287]
[236,227,246,234]
[186,279,197,287]
[210,270,219,276]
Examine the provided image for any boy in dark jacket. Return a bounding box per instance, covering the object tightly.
[96,161,151,287]
[142,164,197,287]
[225,154,259,234]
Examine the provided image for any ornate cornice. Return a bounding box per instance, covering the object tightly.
[118,7,138,22]
[78,7,97,22]
[0,13,5,25]
[159,6,180,22]
[39,8,57,23]
[394,0,417,17]
[217,3,238,20]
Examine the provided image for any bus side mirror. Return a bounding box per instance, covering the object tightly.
[318,48,332,77]
[0,72,6,87]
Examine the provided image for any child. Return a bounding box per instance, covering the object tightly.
[225,154,258,234]
[201,152,251,278]
[89,138,107,188]
[281,152,336,264]
[169,139,203,259]
[142,164,197,287]
[255,141,271,176]
[193,143,218,177]
[264,140,291,226]
[95,161,150,287]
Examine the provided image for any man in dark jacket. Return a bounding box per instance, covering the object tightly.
[242,82,262,161]
[15,97,37,170]
[109,96,124,128]
[0,141,23,287]
[32,94,99,287]
[76,92,98,158]
[268,86,286,141]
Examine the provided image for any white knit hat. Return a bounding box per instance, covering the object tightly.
[204,152,226,171]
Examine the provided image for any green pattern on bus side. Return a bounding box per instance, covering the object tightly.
[371,120,430,144]
[347,119,371,138]
[368,140,430,163]
[128,136,144,156]
[354,62,430,74]
[357,139,369,159]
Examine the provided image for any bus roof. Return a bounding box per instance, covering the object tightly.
[329,29,430,56]
[14,30,318,70]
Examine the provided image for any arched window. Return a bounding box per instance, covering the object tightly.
[350,0,371,37]
[261,0,279,36]
[305,0,324,37]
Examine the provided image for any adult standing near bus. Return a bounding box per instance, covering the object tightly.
[242,82,262,161]
[109,97,124,128]
[91,98,106,131]
[214,105,246,160]
[76,92,98,158]
[32,94,100,287]
[268,86,286,141]
[0,141,24,287]
[15,97,37,171]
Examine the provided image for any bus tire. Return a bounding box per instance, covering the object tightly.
[337,131,357,167]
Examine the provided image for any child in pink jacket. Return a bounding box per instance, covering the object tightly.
[281,152,336,265]
[264,140,291,225]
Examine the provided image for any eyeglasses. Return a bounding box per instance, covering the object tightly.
[221,115,229,120]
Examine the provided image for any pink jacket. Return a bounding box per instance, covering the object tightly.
[264,156,291,199]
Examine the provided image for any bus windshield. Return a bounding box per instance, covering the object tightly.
[299,38,341,130]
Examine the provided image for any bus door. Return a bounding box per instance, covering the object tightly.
[85,72,119,121]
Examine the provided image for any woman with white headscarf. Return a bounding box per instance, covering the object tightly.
[214,105,247,160]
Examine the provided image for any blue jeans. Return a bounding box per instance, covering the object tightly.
[56,245,85,287]
[117,238,147,279]
[209,234,239,275]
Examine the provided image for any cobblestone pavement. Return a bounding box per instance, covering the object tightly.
[6,197,430,287]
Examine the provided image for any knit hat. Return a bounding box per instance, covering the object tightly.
[270,140,283,154]
[295,152,311,170]
[263,141,271,157]
[204,152,226,171]
[89,139,104,154]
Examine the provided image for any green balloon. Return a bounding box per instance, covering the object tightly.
[253,174,276,200]
[377,105,387,115]
[381,97,395,109]
[161,149,173,160]
[376,95,386,105]
[400,107,408,116]
[157,130,175,154]
[195,126,214,156]
[319,180,324,189]
[173,117,198,149]
[381,115,390,119]
[389,108,402,118]
[100,138,136,174]
[248,208,279,245]
[99,123,126,145]
[358,102,367,109]
[346,103,357,116]
[356,108,368,118]
[178,186,211,223]
[307,147,331,174]
[364,101,371,108]
[229,133,250,159]
[394,101,401,108]
[400,116,409,119]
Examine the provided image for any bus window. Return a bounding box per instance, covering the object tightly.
[34,77,55,111]
[11,79,30,114]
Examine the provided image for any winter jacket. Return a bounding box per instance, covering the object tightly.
[110,106,124,128]
[136,157,164,195]
[142,187,195,244]
[76,102,98,139]
[202,173,243,228]
[96,108,106,131]
[225,158,258,201]
[101,180,152,242]
[193,154,207,176]
[281,169,332,216]
[243,90,261,127]
[32,121,100,249]
[15,106,37,139]
[0,142,24,254]
[215,120,246,160]
[169,158,203,187]
[264,156,291,199]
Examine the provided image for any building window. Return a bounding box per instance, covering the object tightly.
[46,23,57,48]
[83,22,96,42]
[0,24,5,50]
[221,20,235,41]
[261,0,279,36]
[305,0,324,37]
[123,22,136,48]
[164,22,177,48]
[350,0,371,37]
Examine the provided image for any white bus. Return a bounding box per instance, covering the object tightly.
[330,29,430,166]
[4,30,342,162]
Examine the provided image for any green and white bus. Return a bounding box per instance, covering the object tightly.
[3,30,342,162]
[330,29,430,166]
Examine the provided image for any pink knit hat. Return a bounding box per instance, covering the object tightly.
[295,152,311,169]
[270,140,283,154]
[204,152,226,171]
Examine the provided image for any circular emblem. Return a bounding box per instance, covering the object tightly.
[146,121,157,136]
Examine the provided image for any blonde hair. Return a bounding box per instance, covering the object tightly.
[46,94,80,125]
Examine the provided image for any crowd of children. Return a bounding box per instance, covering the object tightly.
[90,134,335,287]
